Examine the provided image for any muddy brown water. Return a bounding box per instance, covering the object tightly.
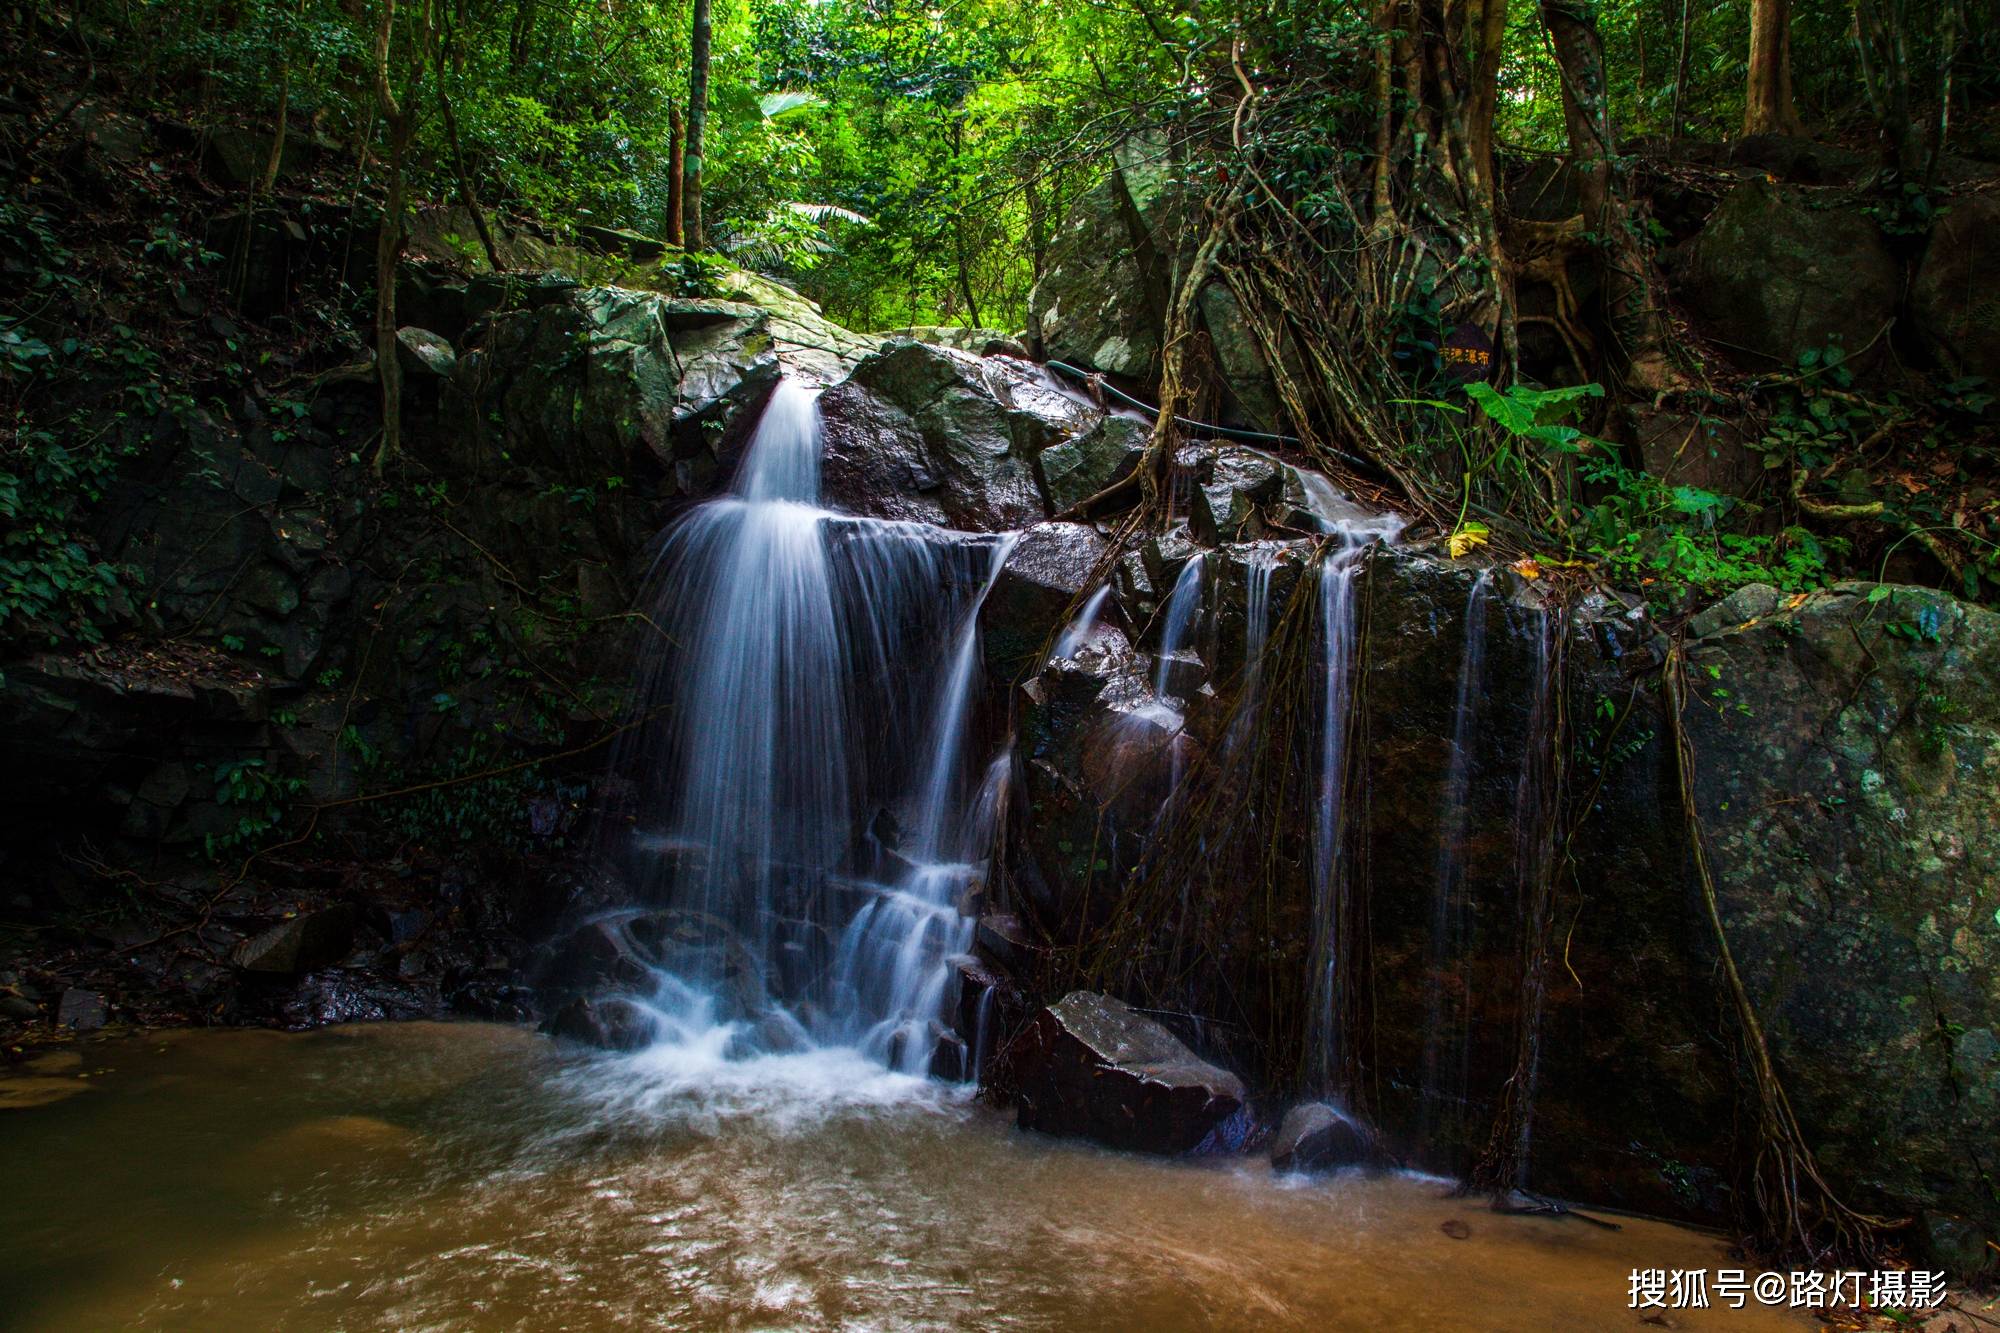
[0,1022,1808,1330]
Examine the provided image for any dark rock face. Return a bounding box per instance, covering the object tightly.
[1676,583,2000,1250]
[56,988,107,1032]
[452,286,781,493]
[542,994,655,1051]
[818,340,1091,530]
[1002,991,1250,1155]
[1911,192,2000,385]
[1680,179,1900,371]
[233,905,358,975]
[981,521,1112,680]
[1271,1102,1378,1173]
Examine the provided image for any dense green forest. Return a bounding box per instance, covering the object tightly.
[3,0,1998,647]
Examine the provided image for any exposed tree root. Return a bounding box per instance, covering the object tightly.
[1663,639,1904,1263]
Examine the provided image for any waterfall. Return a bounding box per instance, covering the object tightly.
[615,380,1015,1075]
[1304,512,1404,1096]
[834,539,1018,1071]
[1418,570,1492,1162]
[1153,554,1206,699]
[1051,584,1112,660]
[1501,608,1562,1190]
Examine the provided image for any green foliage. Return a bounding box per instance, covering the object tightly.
[1458,381,1840,601]
[0,427,132,649]
[202,757,305,860]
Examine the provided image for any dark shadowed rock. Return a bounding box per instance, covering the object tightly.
[982,522,1111,680]
[57,988,107,1032]
[395,326,457,378]
[233,904,357,975]
[1003,990,1249,1155]
[539,915,657,993]
[450,286,779,491]
[818,340,1090,530]
[541,995,655,1051]
[1911,192,2000,386]
[1681,179,1898,371]
[1271,1102,1378,1173]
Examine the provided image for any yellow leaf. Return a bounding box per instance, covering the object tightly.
[1447,521,1490,560]
[1512,557,1542,580]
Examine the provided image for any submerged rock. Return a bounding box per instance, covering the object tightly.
[1271,1102,1378,1173]
[1002,990,1250,1155]
[541,995,654,1052]
[232,905,356,975]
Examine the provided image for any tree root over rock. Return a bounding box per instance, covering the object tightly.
[1663,639,1904,1264]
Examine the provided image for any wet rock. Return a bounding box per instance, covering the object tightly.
[541,995,654,1051]
[232,905,357,975]
[1680,179,1898,372]
[539,915,656,993]
[982,522,1111,679]
[1911,192,2000,385]
[946,953,1030,1083]
[1271,1102,1378,1173]
[278,971,429,1028]
[1003,990,1249,1155]
[56,987,107,1032]
[395,326,457,378]
[451,285,779,490]
[873,325,1031,359]
[819,341,1086,530]
[1039,415,1149,515]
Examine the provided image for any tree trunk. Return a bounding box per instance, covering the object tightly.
[370,0,430,469]
[1539,0,1679,394]
[1743,0,1802,136]
[1464,0,1509,188]
[438,83,501,270]
[666,101,685,247]
[1671,0,1693,142]
[685,0,712,250]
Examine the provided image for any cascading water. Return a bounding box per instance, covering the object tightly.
[1051,583,1112,660]
[1153,554,1206,700]
[1417,570,1493,1160]
[835,537,1018,1071]
[1304,512,1404,1095]
[614,379,1015,1075]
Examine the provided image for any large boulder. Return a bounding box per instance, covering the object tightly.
[1271,1102,1379,1173]
[1028,138,1289,430]
[818,341,1094,530]
[1911,192,2000,386]
[1679,583,2000,1252]
[1028,169,1164,382]
[1680,179,1900,371]
[1038,414,1150,515]
[1002,990,1250,1155]
[981,522,1111,680]
[451,284,781,496]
